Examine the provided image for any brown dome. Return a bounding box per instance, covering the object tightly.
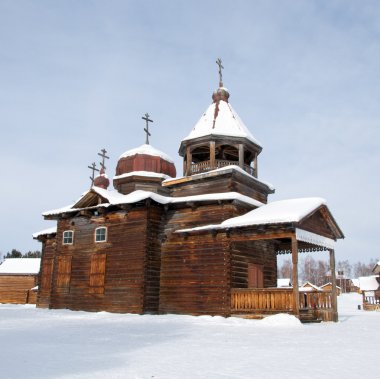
[115,144,176,178]
[93,168,110,189]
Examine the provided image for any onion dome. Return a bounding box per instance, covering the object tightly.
[93,167,110,189]
[115,144,176,178]
[212,86,230,103]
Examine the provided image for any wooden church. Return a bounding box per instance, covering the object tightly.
[34,61,344,322]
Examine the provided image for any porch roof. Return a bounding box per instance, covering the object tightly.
[177,197,344,240]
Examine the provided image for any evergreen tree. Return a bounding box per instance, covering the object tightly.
[3,249,42,259]
[5,249,22,258]
[23,250,42,258]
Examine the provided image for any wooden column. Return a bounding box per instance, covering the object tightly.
[210,141,216,170]
[291,236,300,318]
[238,144,244,169]
[254,153,258,178]
[329,248,338,322]
[186,146,192,176]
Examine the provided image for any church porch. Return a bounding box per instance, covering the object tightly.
[228,230,338,322]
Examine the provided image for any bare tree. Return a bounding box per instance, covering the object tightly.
[278,258,292,279]
[353,259,378,277]
[337,260,352,278]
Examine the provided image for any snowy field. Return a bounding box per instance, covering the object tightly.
[0,293,378,379]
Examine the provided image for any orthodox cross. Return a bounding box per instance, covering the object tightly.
[97,148,110,171]
[216,58,224,86]
[88,162,99,185]
[142,113,153,144]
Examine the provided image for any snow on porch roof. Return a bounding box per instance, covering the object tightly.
[221,197,326,227]
[0,258,41,275]
[178,197,327,232]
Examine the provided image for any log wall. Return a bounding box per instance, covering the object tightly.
[164,202,250,237]
[42,205,165,314]
[37,237,56,308]
[160,233,231,316]
[167,175,269,203]
[230,240,277,289]
[143,205,165,312]
[0,275,38,304]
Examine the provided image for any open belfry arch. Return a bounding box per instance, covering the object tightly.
[179,59,261,180]
[33,60,344,322]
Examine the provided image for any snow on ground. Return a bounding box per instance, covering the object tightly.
[0,293,378,379]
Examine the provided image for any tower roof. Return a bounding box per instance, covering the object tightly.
[182,97,261,147]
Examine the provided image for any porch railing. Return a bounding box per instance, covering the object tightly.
[299,291,332,309]
[231,288,333,314]
[191,160,256,177]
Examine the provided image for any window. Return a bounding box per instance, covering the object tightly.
[63,230,74,245]
[95,227,107,243]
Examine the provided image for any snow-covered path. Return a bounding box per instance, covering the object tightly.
[0,293,378,379]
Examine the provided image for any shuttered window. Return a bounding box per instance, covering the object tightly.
[40,258,53,292]
[56,256,72,293]
[89,253,106,294]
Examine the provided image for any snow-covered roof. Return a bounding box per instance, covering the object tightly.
[42,189,263,217]
[300,282,321,291]
[320,283,341,290]
[359,276,380,291]
[373,261,380,274]
[163,165,275,192]
[113,171,170,181]
[32,226,57,239]
[177,197,326,233]
[277,278,292,287]
[182,100,261,147]
[0,258,41,275]
[351,278,360,288]
[221,198,326,228]
[119,144,174,163]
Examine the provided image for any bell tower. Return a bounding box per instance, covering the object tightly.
[165,60,274,203]
[178,58,262,179]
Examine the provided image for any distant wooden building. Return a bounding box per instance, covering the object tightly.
[34,64,344,322]
[0,258,41,304]
[321,282,341,296]
[359,271,380,311]
[300,282,322,292]
[325,270,352,293]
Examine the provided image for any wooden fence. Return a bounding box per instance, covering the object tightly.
[231,288,333,318]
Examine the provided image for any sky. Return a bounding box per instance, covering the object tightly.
[0,0,379,263]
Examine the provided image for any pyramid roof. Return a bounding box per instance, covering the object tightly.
[182,99,261,148]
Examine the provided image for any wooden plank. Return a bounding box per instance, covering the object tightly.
[291,236,300,318]
[329,249,338,322]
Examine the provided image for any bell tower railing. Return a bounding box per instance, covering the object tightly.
[190,159,256,177]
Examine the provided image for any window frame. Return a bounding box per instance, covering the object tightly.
[62,230,74,245]
[95,227,107,243]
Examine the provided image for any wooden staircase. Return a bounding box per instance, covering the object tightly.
[299,309,322,323]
